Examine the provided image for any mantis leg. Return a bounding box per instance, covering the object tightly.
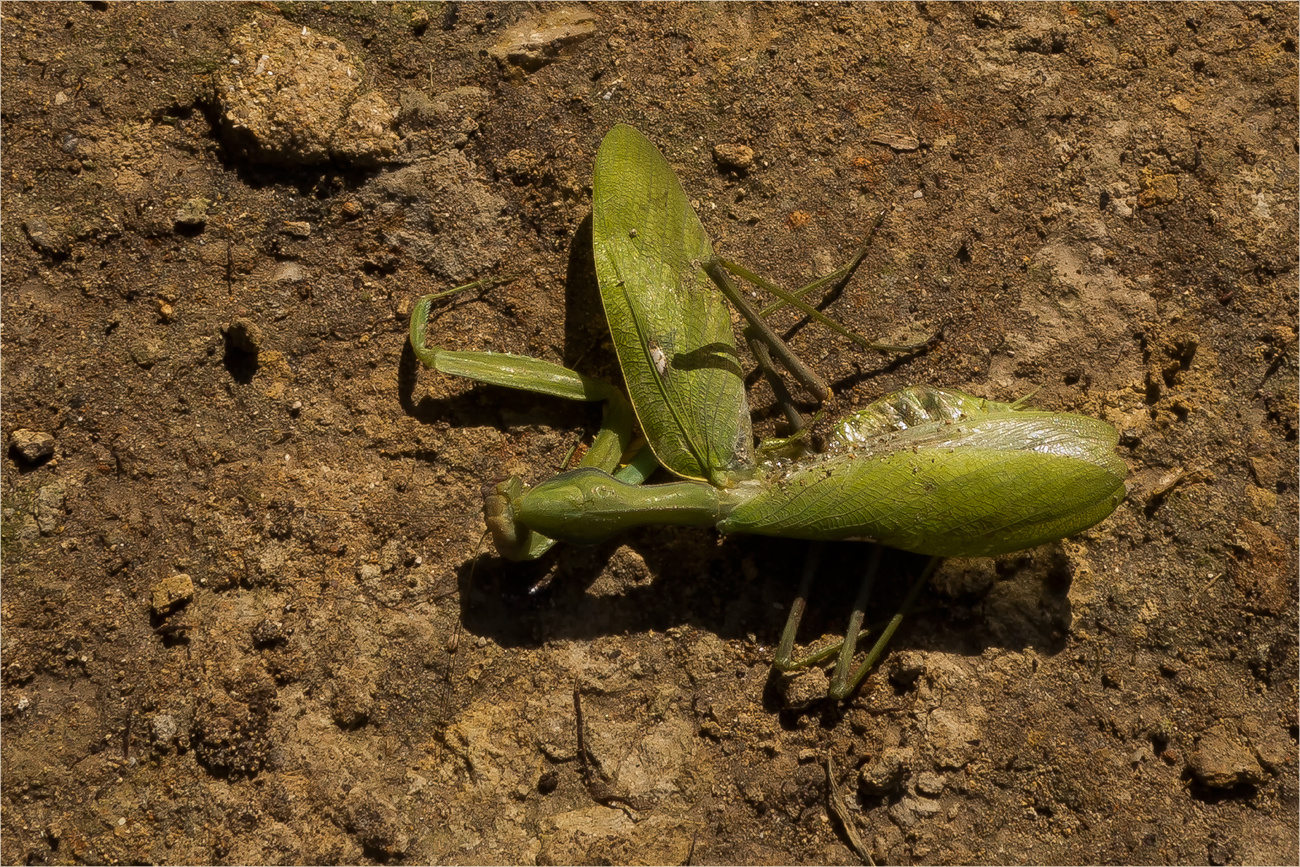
[702,219,939,405]
[702,259,832,401]
[773,545,941,702]
[410,284,653,560]
[773,542,836,671]
[828,554,940,700]
[746,332,808,436]
[410,285,638,475]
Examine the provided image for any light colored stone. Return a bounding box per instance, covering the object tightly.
[215,19,398,165]
[9,429,55,463]
[151,574,194,615]
[488,8,598,76]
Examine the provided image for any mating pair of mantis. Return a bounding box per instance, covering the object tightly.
[409,124,1128,700]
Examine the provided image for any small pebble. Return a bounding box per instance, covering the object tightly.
[215,19,399,165]
[23,217,71,256]
[251,618,286,647]
[889,651,926,687]
[129,339,164,369]
[486,8,597,76]
[712,142,754,173]
[1188,725,1266,788]
[915,771,946,796]
[174,197,210,229]
[271,261,305,283]
[906,794,942,815]
[151,713,178,748]
[35,482,66,535]
[779,667,829,710]
[151,573,195,615]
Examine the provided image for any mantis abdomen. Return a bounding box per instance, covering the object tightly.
[720,436,1125,557]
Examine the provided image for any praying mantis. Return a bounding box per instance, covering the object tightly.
[409,124,1127,700]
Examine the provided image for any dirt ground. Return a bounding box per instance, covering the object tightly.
[2,2,1297,864]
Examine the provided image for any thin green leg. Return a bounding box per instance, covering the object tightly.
[774,542,875,673]
[702,258,831,401]
[829,555,941,700]
[773,541,823,672]
[829,544,884,692]
[773,546,943,702]
[758,210,885,318]
[746,328,808,437]
[411,281,647,561]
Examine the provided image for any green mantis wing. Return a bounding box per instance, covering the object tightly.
[592,124,754,485]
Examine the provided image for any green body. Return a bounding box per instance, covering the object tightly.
[412,127,1127,563]
[495,388,1127,558]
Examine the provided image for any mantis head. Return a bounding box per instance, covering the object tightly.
[482,477,534,562]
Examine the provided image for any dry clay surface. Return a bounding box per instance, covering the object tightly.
[2,3,1297,864]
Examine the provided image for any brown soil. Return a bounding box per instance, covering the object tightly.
[2,3,1296,864]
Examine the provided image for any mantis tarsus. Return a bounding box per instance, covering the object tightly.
[409,124,1127,700]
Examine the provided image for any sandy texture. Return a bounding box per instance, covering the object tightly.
[2,3,1296,864]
